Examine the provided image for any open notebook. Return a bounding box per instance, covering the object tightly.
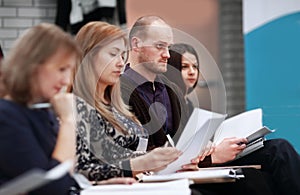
[0,160,73,195]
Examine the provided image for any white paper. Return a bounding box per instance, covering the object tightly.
[214,108,263,145]
[236,137,265,159]
[81,179,191,195]
[157,108,226,175]
[45,160,73,180]
[143,169,239,182]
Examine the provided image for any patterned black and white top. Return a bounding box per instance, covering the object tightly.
[75,97,148,181]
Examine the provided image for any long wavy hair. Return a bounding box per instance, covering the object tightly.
[73,21,140,133]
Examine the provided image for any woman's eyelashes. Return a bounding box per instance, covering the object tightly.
[59,65,70,72]
[109,50,127,61]
[182,63,198,70]
[109,51,118,57]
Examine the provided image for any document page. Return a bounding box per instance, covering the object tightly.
[158,108,226,175]
[81,179,191,195]
[143,168,242,183]
[214,108,264,145]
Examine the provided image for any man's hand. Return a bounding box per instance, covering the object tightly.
[211,137,247,164]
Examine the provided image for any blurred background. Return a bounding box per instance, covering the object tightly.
[0,0,299,151]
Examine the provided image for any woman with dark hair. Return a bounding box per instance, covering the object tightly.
[165,43,200,116]
[0,45,3,59]
[166,43,300,195]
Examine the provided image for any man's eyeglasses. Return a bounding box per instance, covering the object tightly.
[152,42,171,51]
[140,40,172,51]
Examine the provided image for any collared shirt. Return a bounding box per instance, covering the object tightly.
[123,65,173,134]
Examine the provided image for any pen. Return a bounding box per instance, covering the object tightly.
[29,103,52,109]
[166,134,175,147]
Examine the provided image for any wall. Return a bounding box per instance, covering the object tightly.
[243,0,300,151]
[0,0,56,55]
[126,0,219,61]
[219,0,245,116]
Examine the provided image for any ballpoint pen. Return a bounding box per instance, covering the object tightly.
[166,134,175,147]
[28,103,52,109]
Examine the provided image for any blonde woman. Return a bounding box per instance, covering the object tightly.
[73,21,181,183]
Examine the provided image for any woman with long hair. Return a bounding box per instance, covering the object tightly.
[73,21,181,183]
[165,43,200,116]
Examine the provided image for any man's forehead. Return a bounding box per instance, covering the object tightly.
[147,22,172,33]
[145,25,173,43]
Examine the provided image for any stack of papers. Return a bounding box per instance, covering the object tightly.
[143,168,244,184]
[213,109,274,158]
[80,179,191,195]
[156,108,273,174]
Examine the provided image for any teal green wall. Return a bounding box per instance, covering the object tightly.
[245,12,300,152]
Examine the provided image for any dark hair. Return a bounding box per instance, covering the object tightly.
[166,43,200,94]
[0,45,4,97]
[0,45,3,60]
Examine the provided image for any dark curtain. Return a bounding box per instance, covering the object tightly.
[55,0,127,35]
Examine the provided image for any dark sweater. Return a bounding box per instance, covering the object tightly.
[0,99,76,195]
[120,69,212,167]
[120,71,189,149]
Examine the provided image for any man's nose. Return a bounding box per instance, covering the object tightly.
[162,48,170,59]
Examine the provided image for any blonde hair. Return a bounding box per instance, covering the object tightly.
[1,23,81,104]
[74,21,139,133]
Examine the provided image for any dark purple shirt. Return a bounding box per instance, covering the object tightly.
[123,65,173,134]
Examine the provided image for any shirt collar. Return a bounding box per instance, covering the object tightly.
[123,63,148,86]
[123,64,165,88]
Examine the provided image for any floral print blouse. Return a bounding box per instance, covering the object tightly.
[75,97,148,181]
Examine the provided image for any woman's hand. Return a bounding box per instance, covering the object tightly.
[130,147,182,175]
[51,93,77,164]
[95,177,137,185]
[211,137,247,164]
[178,141,216,172]
[197,141,215,162]
[51,93,76,122]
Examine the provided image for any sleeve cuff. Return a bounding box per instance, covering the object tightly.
[198,155,212,168]
[120,160,133,177]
